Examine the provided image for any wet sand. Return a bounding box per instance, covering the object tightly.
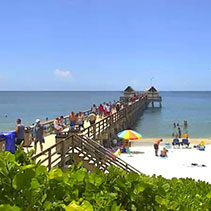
[139,138,211,145]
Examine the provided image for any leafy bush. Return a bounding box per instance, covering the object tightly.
[0,150,210,210]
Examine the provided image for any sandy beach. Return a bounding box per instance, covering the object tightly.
[140,138,211,145]
[119,141,211,184]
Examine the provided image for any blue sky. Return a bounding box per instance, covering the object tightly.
[0,0,211,91]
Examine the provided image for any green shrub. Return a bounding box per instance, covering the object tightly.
[0,150,210,210]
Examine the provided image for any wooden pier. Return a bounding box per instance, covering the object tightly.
[1,87,162,174]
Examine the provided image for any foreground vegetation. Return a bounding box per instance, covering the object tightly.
[0,149,210,211]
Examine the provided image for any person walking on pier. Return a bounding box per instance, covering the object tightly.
[33,119,45,154]
[69,112,77,127]
[77,112,85,130]
[116,103,121,112]
[15,118,25,146]
[98,104,104,118]
[154,139,163,156]
[105,103,111,116]
[87,112,97,126]
[91,104,97,114]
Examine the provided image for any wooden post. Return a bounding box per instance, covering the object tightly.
[61,140,65,169]
[88,127,90,137]
[48,149,51,171]
[93,124,96,140]
[152,101,154,108]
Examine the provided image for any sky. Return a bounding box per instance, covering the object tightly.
[0,0,211,91]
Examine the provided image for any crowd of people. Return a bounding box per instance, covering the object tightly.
[14,100,124,153]
[52,101,123,134]
[172,121,188,138]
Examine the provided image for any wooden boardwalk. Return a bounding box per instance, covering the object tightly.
[32,94,151,173]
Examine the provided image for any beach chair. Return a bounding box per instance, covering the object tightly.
[199,145,205,151]
[172,138,180,148]
[181,138,190,148]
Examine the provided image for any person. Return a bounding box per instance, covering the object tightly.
[77,112,85,130]
[33,119,46,154]
[178,127,182,138]
[116,103,121,112]
[184,120,188,128]
[98,104,104,118]
[69,112,77,127]
[15,119,25,146]
[196,141,205,151]
[131,96,136,102]
[105,103,111,116]
[173,123,176,128]
[87,112,97,126]
[91,104,97,114]
[160,147,168,157]
[154,139,163,156]
[59,116,67,129]
[53,117,63,134]
[103,102,107,116]
[113,100,116,109]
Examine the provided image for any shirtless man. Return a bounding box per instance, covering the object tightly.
[154,139,163,156]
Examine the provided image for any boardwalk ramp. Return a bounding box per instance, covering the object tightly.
[33,134,140,174]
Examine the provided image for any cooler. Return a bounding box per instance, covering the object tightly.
[0,131,16,154]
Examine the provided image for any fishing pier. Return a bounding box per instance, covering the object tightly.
[0,87,162,173]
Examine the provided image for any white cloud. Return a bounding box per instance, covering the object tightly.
[54,69,72,80]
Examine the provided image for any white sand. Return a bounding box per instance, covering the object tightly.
[119,142,211,184]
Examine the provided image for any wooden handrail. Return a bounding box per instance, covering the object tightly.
[32,134,141,174]
[78,135,140,174]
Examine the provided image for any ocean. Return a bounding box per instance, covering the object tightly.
[0,91,211,138]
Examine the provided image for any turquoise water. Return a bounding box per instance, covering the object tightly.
[135,92,211,138]
[0,91,121,131]
[0,91,211,138]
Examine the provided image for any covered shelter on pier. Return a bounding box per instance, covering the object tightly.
[120,86,136,102]
[146,86,162,108]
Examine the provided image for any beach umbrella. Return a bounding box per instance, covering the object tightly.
[117,129,142,140]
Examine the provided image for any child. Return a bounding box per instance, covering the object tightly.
[160,147,168,158]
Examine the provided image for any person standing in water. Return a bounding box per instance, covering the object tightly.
[178,127,182,138]
[184,120,188,127]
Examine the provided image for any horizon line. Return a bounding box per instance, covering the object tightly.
[1,90,211,92]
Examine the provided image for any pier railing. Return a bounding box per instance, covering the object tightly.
[35,108,93,136]
[26,101,122,137]
[81,94,148,139]
[32,134,141,174]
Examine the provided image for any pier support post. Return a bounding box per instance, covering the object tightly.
[152,102,154,108]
